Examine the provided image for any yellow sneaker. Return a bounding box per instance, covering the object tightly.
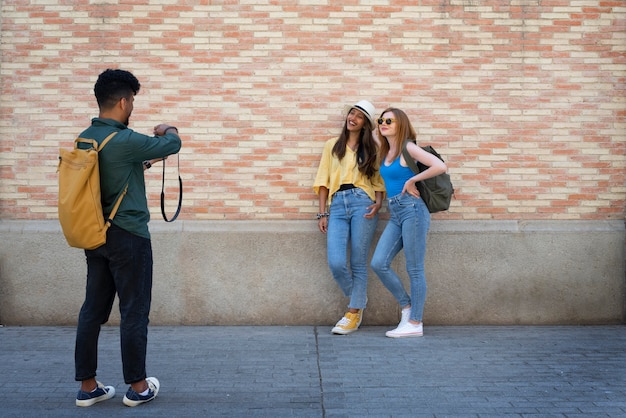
[331,310,363,335]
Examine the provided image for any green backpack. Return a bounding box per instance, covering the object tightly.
[401,141,454,213]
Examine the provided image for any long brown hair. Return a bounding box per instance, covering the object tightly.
[377,107,416,162]
[332,109,379,179]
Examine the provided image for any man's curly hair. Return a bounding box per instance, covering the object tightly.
[94,69,141,110]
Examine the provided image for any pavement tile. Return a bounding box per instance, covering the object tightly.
[0,325,625,417]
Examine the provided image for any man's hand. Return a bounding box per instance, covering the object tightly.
[153,124,178,136]
[143,157,168,171]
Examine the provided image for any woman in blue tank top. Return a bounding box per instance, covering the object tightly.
[371,108,447,338]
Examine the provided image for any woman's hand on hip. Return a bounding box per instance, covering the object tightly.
[402,181,421,198]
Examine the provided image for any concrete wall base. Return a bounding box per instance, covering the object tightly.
[1,220,624,326]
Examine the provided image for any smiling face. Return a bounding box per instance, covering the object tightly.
[377,111,397,139]
[346,107,368,132]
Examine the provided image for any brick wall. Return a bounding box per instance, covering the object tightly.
[1,0,624,221]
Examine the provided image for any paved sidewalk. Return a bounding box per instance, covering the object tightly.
[1,325,625,417]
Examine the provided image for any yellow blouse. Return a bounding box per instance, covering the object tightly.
[313,137,385,205]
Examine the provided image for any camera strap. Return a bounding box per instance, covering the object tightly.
[160,154,183,222]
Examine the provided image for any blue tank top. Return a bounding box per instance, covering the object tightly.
[380,156,415,198]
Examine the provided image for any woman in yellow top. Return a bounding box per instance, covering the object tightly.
[314,100,385,334]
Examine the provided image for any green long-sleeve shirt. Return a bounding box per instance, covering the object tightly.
[78,118,182,239]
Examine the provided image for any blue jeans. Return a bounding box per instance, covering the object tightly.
[75,224,153,385]
[327,188,378,310]
[371,193,430,322]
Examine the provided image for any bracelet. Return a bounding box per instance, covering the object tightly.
[316,212,330,220]
[164,126,178,134]
[143,160,152,169]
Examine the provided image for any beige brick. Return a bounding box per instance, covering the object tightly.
[0,0,624,221]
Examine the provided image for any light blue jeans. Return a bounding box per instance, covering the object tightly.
[327,187,378,310]
[371,193,430,322]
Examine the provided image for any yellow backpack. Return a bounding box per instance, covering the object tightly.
[58,132,128,250]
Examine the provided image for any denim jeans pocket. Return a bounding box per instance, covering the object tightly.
[391,194,417,207]
[354,188,373,202]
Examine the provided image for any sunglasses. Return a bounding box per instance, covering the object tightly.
[377,118,396,125]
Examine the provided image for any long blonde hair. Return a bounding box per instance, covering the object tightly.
[377,107,416,161]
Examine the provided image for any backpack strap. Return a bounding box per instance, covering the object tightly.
[93,131,128,226]
[74,131,117,150]
[74,138,99,150]
[97,132,118,151]
[401,140,420,174]
[105,183,129,227]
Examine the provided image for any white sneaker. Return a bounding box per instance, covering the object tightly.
[399,307,411,327]
[123,377,160,407]
[385,321,423,338]
[76,381,115,407]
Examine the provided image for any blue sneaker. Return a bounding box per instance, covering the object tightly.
[123,377,160,407]
[75,381,115,407]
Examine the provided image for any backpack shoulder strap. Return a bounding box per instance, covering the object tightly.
[97,132,118,151]
[74,138,98,150]
[401,140,420,174]
[105,183,129,227]
[94,131,125,225]
[74,132,117,151]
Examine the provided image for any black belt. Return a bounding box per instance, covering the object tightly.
[338,184,356,191]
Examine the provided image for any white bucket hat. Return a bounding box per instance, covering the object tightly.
[349,100,376,130]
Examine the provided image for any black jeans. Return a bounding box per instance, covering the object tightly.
[75,224,153,384]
